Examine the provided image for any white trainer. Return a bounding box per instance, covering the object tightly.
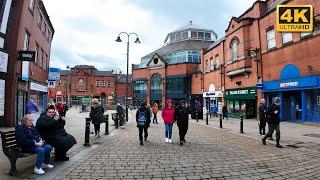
[165,138,169,143]
[168,139,173,143]
[34,167,45,175]
[42,163,54,169]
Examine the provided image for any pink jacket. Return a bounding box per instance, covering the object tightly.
[162,99,175,124]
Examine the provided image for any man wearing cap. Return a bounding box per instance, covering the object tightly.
[262,97,283,148]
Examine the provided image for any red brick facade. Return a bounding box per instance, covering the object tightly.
[200,0,320,120]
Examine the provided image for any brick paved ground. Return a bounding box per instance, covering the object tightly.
[53,111,320,180]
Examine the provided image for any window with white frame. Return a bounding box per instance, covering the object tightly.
[35,43,39,64]
[205,60,210,72]
[210,57,214,71]
[44,54,48,70]
[282,32,292,44]
[29,0,35,12]
[107,81,111,87]
[101,80,106,87]
[39,48,44,67]
[23,31,30,50]
[96,80,100,87]
[79,79,84,86]
[215,55,220,69]
[267,29,276,49]
[38,14,43,28]
[231,39,238,61]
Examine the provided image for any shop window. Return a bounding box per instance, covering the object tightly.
[301,32,312,38]
[282,32,292,44]
[267,29,276,49]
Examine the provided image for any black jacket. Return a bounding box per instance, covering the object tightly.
[36,115,77,151]
[258,103,267,121]
[266,103,281,124]
[136,107,151,127]
[90,105,105,124]
[174,105,189,127]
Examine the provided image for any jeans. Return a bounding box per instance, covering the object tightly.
[34,144,52,169]
[165,124,173,139]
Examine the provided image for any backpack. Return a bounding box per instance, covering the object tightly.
[137,110,146,126]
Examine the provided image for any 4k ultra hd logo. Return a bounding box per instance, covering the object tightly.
[277,5,313,32]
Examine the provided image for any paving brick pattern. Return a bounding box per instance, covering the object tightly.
[54,112,320,180]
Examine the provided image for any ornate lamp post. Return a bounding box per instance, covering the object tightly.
[115,32,141,122]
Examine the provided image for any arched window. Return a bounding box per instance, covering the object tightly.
[230,39,239,61]
[78,78,84,86]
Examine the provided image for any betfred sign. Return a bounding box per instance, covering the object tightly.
[17,51,36,61]
[276,5,313,32]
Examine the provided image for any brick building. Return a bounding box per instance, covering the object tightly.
[3,0,54,126]
[200,0,320,122]
[48,65,132,107]
[132,21,217,116]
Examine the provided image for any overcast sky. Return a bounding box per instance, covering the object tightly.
[43,0,256,73]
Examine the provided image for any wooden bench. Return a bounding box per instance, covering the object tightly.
[0,130,34,176]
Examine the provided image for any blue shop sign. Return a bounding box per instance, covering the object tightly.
[261,76,319,92]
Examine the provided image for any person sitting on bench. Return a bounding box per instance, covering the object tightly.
[15,114,54,175]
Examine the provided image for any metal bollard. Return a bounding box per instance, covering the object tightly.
[115,114,119,129]
[105,114,109,135]
[84,118,91,146]
[240,115,244,133]
[196,111,199,122]
[219,114,223,128]
[206,112,209,125]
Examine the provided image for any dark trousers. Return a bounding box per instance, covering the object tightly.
[178,124,188,142]
[55,149,67,159]
[94,123,100,134]
[264,123,280,140]
[259,119,266,135]
[139,126,148,141]
[153,112,158,123]
[223,113,228,120]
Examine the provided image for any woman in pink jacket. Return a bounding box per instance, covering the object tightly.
[161,99,175,143]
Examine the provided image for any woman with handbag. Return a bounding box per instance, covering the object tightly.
[89,98,105,137]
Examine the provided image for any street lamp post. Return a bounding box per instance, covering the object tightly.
[115,32,141,122]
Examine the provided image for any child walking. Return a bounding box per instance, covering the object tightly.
[161,99,175,143]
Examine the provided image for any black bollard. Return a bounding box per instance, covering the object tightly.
[206,111,209,125]
[240,115,244,133]
[115,113,119,129]
[84,118,91,146]
[196,111,199,122]
[219,114,223,128]
[105,114,109,135]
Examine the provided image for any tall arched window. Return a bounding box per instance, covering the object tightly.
[231,39,239,61]
[78,78,84,86]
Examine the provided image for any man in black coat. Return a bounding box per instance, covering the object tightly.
[258,99,267,135]
[262,97,283,148]
[136,101,151,146]
[36,106,77,161]
[174,100,190,146]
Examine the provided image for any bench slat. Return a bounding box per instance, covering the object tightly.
[5,140,17,146]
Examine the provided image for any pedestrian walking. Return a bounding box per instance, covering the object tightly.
[152,102,159,124]
[262,97,283,148]
[161,99,175,144]
[136,101,151,146]
[15,114,54,175]
[258,99,267,135]
[211,104,218,117]
[222,105,228,120]
[174,100,189,146]
[89,98,105,137]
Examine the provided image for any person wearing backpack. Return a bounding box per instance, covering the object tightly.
[161,99,175,144]
[262,97,283,148]
[136,101,151,146]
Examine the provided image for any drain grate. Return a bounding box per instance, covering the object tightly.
[303,134,320,138]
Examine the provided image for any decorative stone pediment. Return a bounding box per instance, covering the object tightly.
[75,69,88,76]
[147,53,167,68]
